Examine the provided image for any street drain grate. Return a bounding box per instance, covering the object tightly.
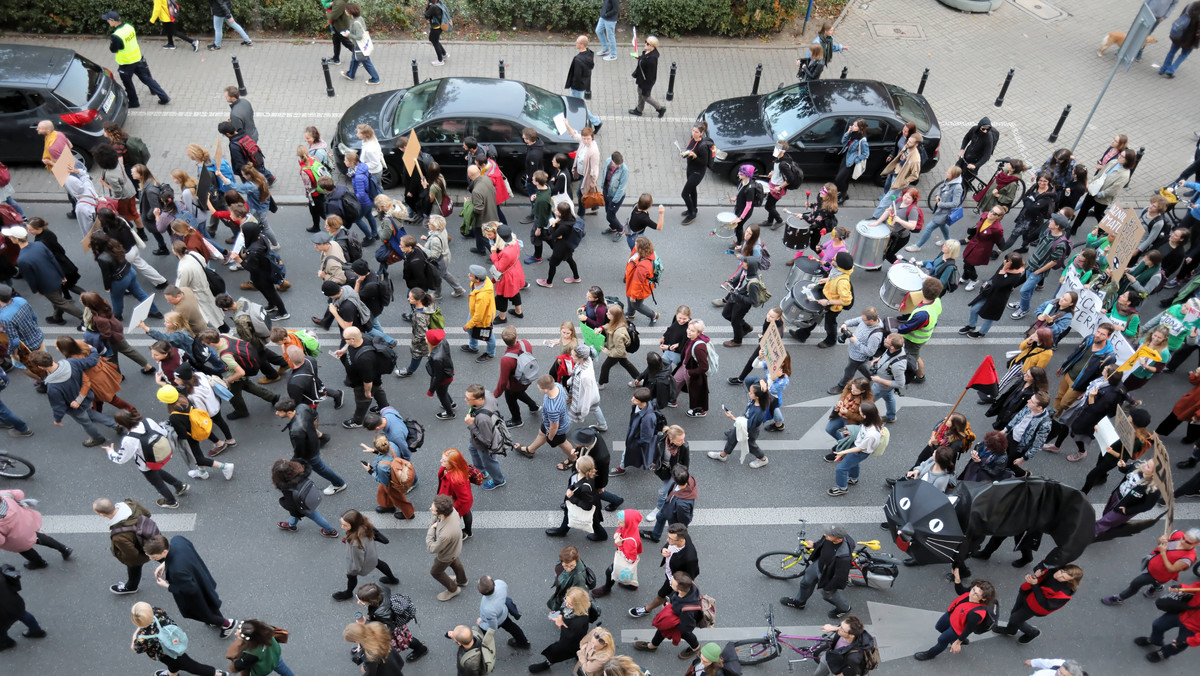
[1008,0,1067,21]
[866,22,927,40]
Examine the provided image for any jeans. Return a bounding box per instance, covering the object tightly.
[872,383,897,419]
[0,399,29,433]
[346,55,381,82]
[626,296,655,322]
[468,441,506,484]
[1017,269,1045,312]
[469,330,496,357]
[368,318,397,346]
[834,451,867,488]
[308,454,346,489]
[212,15,251,47]
[109,267,159,320]
[1150,611,1196,649]
[117,60,169,106]
[967,301,996,334]
[595,18,617,55]
[65,400,117,439]
[3,197,24,216]
[790,557,850,612]
[604,195,624,232]
[922,612,961,657]
[872,189,903,219]
[825,417,848,441]
[569,90,602,127]
[1160,44,1193,75]
[289,508,335,531]
[915,213,952,247]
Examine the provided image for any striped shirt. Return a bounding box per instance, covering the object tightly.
[0,297,44,350]
[541,386,569,433]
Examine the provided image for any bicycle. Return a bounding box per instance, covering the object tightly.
[0,449,36,479]
[925,157,1027,215]
[756,520,900,588]
[731,604,826,669]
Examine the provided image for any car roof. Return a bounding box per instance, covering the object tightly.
[424,77,538,118]
[806,80,897,116]
[0,44,75,89]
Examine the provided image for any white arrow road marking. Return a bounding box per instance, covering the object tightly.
[786,395,951,409]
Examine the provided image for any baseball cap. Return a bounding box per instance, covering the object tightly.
[310,231,332,245]
[101,10,120,21]
[1,226,28,240]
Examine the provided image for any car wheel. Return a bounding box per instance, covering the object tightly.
[380,165,399,190]
[73,147,93,170]
[728,160,764,182]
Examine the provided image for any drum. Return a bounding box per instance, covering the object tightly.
[780,283,825,329]
[782,215,810,250]
[786,254,825,290]
[880,263,926,310]
[848,219,891,271]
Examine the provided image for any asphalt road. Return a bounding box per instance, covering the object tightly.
[2,202,1197,676]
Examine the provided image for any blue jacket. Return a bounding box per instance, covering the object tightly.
[1033,300,1074,341]
[45,353,99,422]
[602,158,628,204]
[351,163,373,210]
[227,178,267,217]
[624,402,658,469]
[478,579,510,631]
[840,132,869,167]
[201,159,235,191]
[1061,336,1116,390]
[16,242,66,296]
[1183,182,1200,220]
[379,407,410,460]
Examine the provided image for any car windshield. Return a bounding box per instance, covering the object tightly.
[520,83,566,136]
[53,56,103,107]
[761,84,817,141]
[887,86,932,133]
[392,80,439,136]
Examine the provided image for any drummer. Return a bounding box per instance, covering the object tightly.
[795,182,840,253]
[871,187,924,265]
[789,251,855,348]
[725,164,758,253]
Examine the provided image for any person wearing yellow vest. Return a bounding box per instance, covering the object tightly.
[103,11,171,108]
[895,276,943,383]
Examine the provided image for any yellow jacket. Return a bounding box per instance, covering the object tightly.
[822,265,854,312]
[1013,337,1053,373]
[466,278,496,329]
[150,0,173,23]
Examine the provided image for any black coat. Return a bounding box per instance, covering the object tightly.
[401,248,439,290]
[541,613,589,664]
[967,269,1026,321]
[959,123,999,167]
[820,630,876,676]
[689,642,743,675]
[163,536,223,623]
[565,50,594,91]
[523,138,545,181]
[576,437,611,491]
[0,568,25,624]
[633,49,660,94]
[811,537,853,591]
[662,536,700,579]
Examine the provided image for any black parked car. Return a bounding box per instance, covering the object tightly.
[0,44,128,169]
[701,79,940,183]
[333,77,591,190]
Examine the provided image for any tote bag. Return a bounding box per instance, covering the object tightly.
[565,501,595,532]
[612,550,639,587]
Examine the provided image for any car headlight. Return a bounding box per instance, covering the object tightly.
[713,148,728,161]
[338,142,352,156]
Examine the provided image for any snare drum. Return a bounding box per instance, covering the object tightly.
[849,220,891,271]
[716,211,738,226]
[782,215,810,250]
[780,285,825,329]
[880,263,926,310]
[786,255,825,290]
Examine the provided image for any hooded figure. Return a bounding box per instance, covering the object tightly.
[594,509,644,596]
[959,117,999,170]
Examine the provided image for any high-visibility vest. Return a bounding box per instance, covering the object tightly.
[113,23,142,65]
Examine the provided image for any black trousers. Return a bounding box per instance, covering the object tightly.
[1081,453,1120,494]
[722,297,753,343]
[764,193,784,226]
[353,381,389,423]
[599,356,639,385]
[330,26,357,61]
[834,162,854,197]
[308,194,326,230]
[249,269,286,314]
[1156,411,1200,441]
[164,22,196,46]
[430,28,446,60]
[17,532,71,564]
[545,250,578,284]
[796,309,839,345]
[158,652,218,676]
[504,387,539,423]
[1070,194,1107,236]
[499,616,528,644]
[681,171,704,216]
[117,60,169,106]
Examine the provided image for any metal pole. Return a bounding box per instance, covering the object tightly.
[1047,104,1072,143]
[321,59,335,97]
[840,66,848,79]
[231,56,247,96]
[1071,59,1121,153]
[803,0,815,34]
[411,59,419,86]
[918,68,929,95]
[666,62,676,101]
[994,68,1014,107]
[752,64,762,95]
[499,59,506,79]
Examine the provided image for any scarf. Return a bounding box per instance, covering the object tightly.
[1120,260,1160,294]
[934,420,976,451]
[974,171,1020,202]
[338,285,372,322]
[1118,343,1163,373]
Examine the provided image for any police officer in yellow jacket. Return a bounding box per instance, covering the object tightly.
[103,11,171,108]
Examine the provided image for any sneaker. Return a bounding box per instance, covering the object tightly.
[221,463,235,480]
[707,451,729,462]
[1010,309,1029,319]
[958,325,976,335]
[667,400,678,408]
[341,71,354,81]
[827,487,848,496]
[1007,302,1021,309]
[278,521,298,532]
[824,452,838,463]
[628,606,648,618]
[156,499,180,509]
[481,479,506,490]
[110,582,138,594]
[1100,595,1123,606]
[967,331,984,338]
[686,408,707,417]
[83,436,106,447]
[437,587,462,601]
[564,277,582,284]
[964,280,977,291]
[342,419,363,429]
[321,528,339,538]
[904,245,921,252]
[187,469,210,480]
[220,619,238,639]
[241,40,253,46]
[431,59,445,66]
[175,483,190,496]
[163,43,177,50]
[609,467,626,476]
[207,44,220,50]
[460,345,479,354]
[268,312,290,321]
[436,411,456,420]
[506,419,524,429]
[603,54,618,61]
[475,354,493,363]
[749,457,769,469]
[191,40,199,52]
[323,483,348,496]
[847,478,858,485]
[779,598,805,610]
[366,79,381,85]
[828,607,851,619]
[1143,583,1163,598]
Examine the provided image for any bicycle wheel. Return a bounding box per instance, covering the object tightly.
[756,551,808,580]
[0,453,35,479]
[732,637,781,665]
[926,180,946,211]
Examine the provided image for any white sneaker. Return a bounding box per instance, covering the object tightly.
[964,280,977,291]
[904,245,920,253]
[323,483,348,495]
[221,463,235,480]
[934,240,944,246]
[1010,309,1029,319]
[187,469,210,480]
[707,451,729,462]
[431,59,445,66]
[749,457,770,469]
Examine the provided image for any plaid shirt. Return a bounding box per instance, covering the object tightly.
[0,297,43,350]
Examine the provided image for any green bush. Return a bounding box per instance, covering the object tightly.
[458,0,601,32]
[627,0,802,37]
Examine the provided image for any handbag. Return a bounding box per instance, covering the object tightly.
[851,158,868,180]
[467,465,485,485]
[612,549,639,587]
[1156,591,1194,613]
[582,190,605,210]
[488,264,503,282]
[272,626,289,644]
[565,501,595,532]
[947,205,964,225]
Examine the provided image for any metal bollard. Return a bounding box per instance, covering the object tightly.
[412,59,419,86]
[499,60,506,79]
[666,62,676,101]
[751,64,763,95]
[1047,104,1071,143]
[231,56,247,96]
[994,68,1014,107]
[321,58,335,97]
[840,66,848,79]
[918,67,929,95]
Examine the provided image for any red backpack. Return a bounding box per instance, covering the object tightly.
[0,161,10,188]
[234,135,265,168]
[219,337,261,374]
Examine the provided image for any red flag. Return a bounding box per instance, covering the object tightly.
[966,355,998,391]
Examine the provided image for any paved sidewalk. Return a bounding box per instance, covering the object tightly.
[4,0,1193,209]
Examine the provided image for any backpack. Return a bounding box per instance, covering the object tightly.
[480,409,514,456]
[336,229,364,263]
[308,147,338,180]
[746,277,771,307]
[436,1,454,32]
[462,627,496,675]
[129,424,172,469]
[111,513,163,550]
[175,407,213,441]
[291,329,321,357]
[758,246,772,271]
[233,135,264,168]
[365,334,399,373]
[293,478,322,511]
[649,256,665,285]
[505,345,540,385]
[220,337,261,374]
[189,336,225,375]
[405,417,426,451]
[625,321,641,353]
[390,592,418,625]
[688,593,718,629]
[125,137,151,167]
[300,155,331,192]
[566,215,587,250]
[931,259,959,294]
[429,306,446,330]
[338,190,363,224]
[690,339,719,375]
[871,427,891,457]
[150,618,189,659]
[750,181,766,207]
[267,250,287,286]
[1,563,21,592]
[780,160,803,189]
[190,253,227,295]
[0,204,22,227]
[860,632,881,672]
[1049,234,1073,270]
[0,161,10,188]
[1170,12,1193,41]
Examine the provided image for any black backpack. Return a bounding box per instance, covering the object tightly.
[189,253,226,295]
[366,334,398,373]
[332,189,362,225]
[750,181,766,207]
[625,321,641,353]
[780,160,804,189]
[336,229,364,263]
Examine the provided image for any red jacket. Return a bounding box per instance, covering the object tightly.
[1016,575,1074,616]
[489,244,525,298]
[947,592,990,636]
[1148,530,1198,583]
[963,216,1005,266]
[494,339,533,397]
[437,467,473,516]
[1179,592,1200,646]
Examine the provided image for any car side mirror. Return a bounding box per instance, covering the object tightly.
[790,140,805,150]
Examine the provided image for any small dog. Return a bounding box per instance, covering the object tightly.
[1098,31,1158,56]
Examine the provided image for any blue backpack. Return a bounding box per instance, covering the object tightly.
[149,618,188,658]
[267,250,287,286]
[566,216,586,250]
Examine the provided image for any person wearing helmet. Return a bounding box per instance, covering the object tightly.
[157,385,234,482]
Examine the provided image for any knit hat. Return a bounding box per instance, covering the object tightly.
[574,344,591,359]
[351,259,370,276]
[321,280,342,297]
[426,329,445,346]
[700,643,722,662]
[174,362,195,381]
[835,251,854,271]
[468,264,487,279]
[156,385,179,404]
[1129,408,1151,428]
[497,224,513,241]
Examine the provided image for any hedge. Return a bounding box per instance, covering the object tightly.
[10,0,800,37]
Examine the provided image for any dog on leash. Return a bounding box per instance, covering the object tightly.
[1098,31,1158,56]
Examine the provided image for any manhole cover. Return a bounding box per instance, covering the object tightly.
[1008,0,1066,21]
[866,22,926,40]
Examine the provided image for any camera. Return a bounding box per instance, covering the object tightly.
[837,326,851,344]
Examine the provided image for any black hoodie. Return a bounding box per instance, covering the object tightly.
[523,137,546,181]
[959,117,999,167]
[565,49,595,91]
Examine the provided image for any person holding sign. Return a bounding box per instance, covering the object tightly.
[1081,407,1154,495]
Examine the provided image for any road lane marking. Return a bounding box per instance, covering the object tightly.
[41,513,198,534]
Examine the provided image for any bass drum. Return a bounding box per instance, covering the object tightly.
[879,263,926,311]
[785,254,825,290]
[849,219,891,271]
[782,215,810,250]
[780,284,824,330]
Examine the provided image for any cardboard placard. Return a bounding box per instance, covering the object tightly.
[51,148,75,186]
[213,141,224,173]
[1102,206,1144,281]
[1111,406,1136,455]
[402,131,422,175]
[760,322,788,379]
[1069,288,1106,337]
[1150,436,1174,534]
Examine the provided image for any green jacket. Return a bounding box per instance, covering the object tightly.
[329,0,351,31]
[237,639,282,676]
